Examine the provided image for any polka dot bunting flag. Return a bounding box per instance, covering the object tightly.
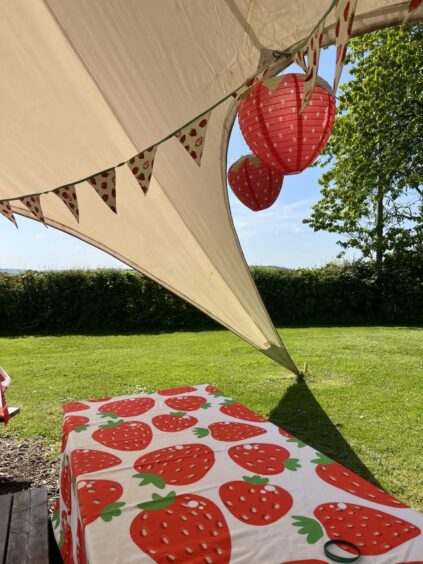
[0,201,17,227]
[333,0,358,93]
[300,19,325,114]
[404,0,422,22]
[53,185,79,221]
[88,169,117,213]
[21,195,46,224]
[174,111,211,166]
[127,146,157,194]
[293,49,307,73]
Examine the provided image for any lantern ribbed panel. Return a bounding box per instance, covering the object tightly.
[227,155,283,211]
[238,74,336,175]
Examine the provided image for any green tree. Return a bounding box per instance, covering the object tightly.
[305,24,423,279]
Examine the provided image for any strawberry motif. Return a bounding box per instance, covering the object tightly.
[219,399,266,422]
[312,452,407,507]
[152,411,198,432]
[130,491,231,562]
[219,475,293,525]
[293,502,421,555]
[133,443,215,488]
[52,499,60,532]
[158,386,197,396]
[99,397,155,418]
[61,415,89,452]
[77,479,125,527]
[77,520,87,564]
[71,449,121,478]
[63,401,89,414]
[61,457,72,513]
[93,420,152,451]
[59,512,74,564]
[194,422,267,442]
[279,427,306,448]
[229,443,300,474]
[165,395,210,411]
[205,384,227,397]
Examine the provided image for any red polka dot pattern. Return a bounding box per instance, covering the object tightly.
[88,169,117,214]
[227,155,283,212]
[238,73,336,175]
[21,195,45,224]
[54,184,79,221]
[0,201,17,227]
[301,20,324,113]
[127,146,157,194]
[334,0,357,92]
[175,111,210,166]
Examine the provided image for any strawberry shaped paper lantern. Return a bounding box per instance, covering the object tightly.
[238,73,336,175]
[227,154,283,211]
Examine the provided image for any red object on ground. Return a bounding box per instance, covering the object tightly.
[227,154,284,211]
[238,73,336,175]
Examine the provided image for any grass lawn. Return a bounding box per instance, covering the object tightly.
[1,326,422,511]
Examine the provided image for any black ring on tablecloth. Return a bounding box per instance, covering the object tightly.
[323,539,361,562]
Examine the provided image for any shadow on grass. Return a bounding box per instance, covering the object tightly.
[268,375,381,487]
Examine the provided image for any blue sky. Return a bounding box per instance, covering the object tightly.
[0,47,350,270]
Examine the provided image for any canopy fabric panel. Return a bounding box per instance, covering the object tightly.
[1,0,420,374]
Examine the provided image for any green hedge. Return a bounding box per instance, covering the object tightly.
[0,256,421,334]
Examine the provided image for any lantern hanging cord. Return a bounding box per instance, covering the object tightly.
[0,0,337,204]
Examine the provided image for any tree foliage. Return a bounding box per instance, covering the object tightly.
[305,24,423,264]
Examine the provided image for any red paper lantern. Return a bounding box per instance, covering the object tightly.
[238,73,336,175]
[227,155,284,211]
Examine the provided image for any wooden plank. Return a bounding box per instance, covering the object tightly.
[28,489,48,564]
[6,490,31,564]
[0,494,12,564]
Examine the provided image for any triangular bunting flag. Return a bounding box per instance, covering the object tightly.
[21,195,45,224]
[300,19,325,113]
[53,185,79,221]
[0,201,17,227]
[127,146,157,194]
[333,0,358,93]
[88,169,117,213]
[294,48,307,72]
[233,67,271,102]
[403,0,422,22]
[174,111,211,166]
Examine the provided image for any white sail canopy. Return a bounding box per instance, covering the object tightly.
[1,0,420,373]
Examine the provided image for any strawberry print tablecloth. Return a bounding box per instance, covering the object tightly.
[53,384,423,563]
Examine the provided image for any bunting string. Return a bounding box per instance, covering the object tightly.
[4,0,400,227]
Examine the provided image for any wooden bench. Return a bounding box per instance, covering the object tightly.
[0,488,49,564]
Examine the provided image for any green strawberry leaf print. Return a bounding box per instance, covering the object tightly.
[133,472,166,489]
[100,501,126,522]
[98,419,124,429]
[75,424,89,433]
[137,491,177,511]
[58,529,64,549]
[170,411,186,417]
[311,452,333,465]
[284,458,301,471]
[220,399,237,406]
[52,509,60,529]
[287,437,306,448]
[242,475,269,485]
[99,412,119,419]
[193,427,210,438]
[200,402,212,409]
[292,515,324,544]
